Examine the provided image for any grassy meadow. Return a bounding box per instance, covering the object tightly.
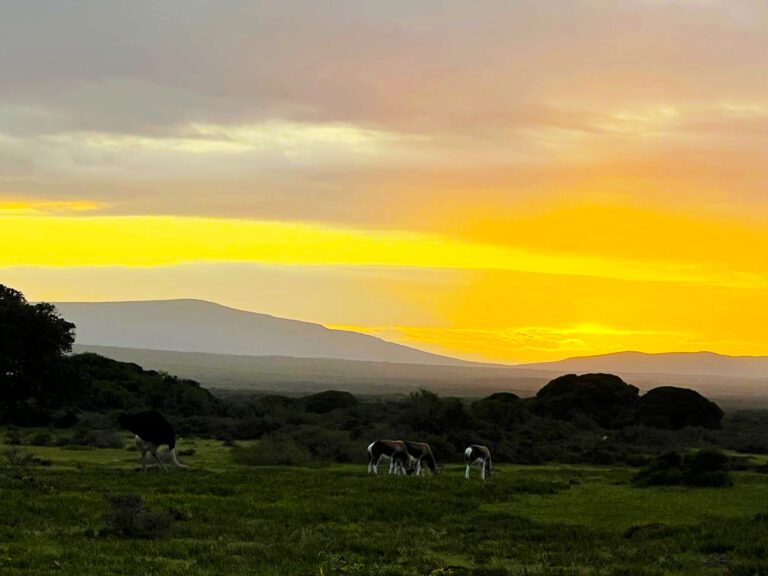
[3,434,768,576]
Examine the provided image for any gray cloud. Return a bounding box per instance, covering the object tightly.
[2,0,768,224]
[2,1,767,134]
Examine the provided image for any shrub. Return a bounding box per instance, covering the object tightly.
[633,451,686,487]
[624,453,652,467]
[302,390,358,414]
[3,446,36,466]
[472,393,524,431]
[280,426,359,462]
[583,445,622,466]
[103,494,172,539]
[685,449,732,487]
[175,415,238,439]
[633,449,732,487]
[2,446,51,467]
[232,438,311,466]
[231,415,281,440]
[68,429,125,449]
[507,439,545,465]
[52,411,79,428]
[28,431,55,446]
[4,430,22,446]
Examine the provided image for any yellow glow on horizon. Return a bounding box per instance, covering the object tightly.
[0,214,764,290]
[3,196,768,362]
[0,199,104,215]
[327,323,676,363]
[329,322,768,364]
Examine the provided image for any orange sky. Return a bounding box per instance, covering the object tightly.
[2,1,768,362]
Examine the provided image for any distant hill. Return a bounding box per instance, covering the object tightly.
[55,299,469,366]
[74,345,768,405]
[55,299,768,402]
[522,351,768,379]
[73,345,549,397]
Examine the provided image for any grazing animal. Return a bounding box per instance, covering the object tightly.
[118,411,188,470]
[464,445,492,480]
[367,440,414,475]
[403,441,440,476]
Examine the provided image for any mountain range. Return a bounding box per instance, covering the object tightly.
[526,351,768,379]
[55,299,467,366]
[56,299,768,399]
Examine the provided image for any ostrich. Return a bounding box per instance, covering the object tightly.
[118,411,188,470]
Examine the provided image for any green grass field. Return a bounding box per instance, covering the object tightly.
[2,436,768,575]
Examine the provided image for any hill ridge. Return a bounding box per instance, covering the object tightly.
[54,299,470,366]
[521,350,768,379]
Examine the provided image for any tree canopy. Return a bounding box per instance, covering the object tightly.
[638,386,724,430]
[534,373,640,429]
[471,392,524,430]
[0,285,76,424]
[0,285,219,425]
[302,390,358,414]
[68,353,220,417]
[532,374,723,430]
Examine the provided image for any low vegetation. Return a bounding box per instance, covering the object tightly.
[633,449,733,488]
[102,493,174,540]
[3,437,768,575]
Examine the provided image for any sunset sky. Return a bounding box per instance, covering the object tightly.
[2,1,768,363]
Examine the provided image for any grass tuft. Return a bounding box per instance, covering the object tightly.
[103,494,173,539]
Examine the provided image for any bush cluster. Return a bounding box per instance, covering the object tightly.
[232,439,311,466]
[5,378,750,468]
[2,446,51,467]
[103,494,173,539]
[218,386,731,467]
[534,374,723,430]
[633,449,732,487]
[6,428,125,449]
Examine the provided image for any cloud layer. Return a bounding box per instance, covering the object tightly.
[2,1,768,361]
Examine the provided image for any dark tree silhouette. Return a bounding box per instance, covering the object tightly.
[472,392,524,430]
[638,386,724,430]
[0,285,76,424]
[302,390,358,414]
[68,352,220,417]
[401,389,475,442]
[534,373,640,429]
